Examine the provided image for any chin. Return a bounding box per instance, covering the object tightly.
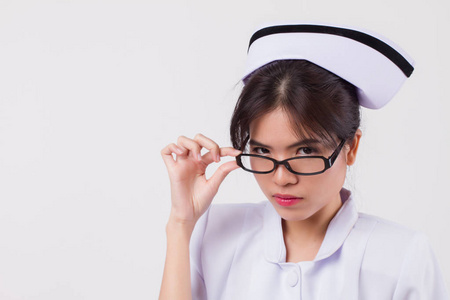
[272,205,314,222]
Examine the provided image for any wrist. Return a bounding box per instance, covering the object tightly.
[166,214,197,236]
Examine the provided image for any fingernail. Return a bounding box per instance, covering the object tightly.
[216,155,221,162]
[197,154,202,161]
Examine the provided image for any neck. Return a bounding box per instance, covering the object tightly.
[282,193,343,262]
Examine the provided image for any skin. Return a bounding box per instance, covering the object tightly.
[159,109,362,299]
[159,134,241,300]
[249,108,361,262]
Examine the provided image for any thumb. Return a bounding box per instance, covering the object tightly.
[207,160,240,192]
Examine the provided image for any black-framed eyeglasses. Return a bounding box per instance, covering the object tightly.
[236,139,346,176]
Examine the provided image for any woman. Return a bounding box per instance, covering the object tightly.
[159,23,448,299]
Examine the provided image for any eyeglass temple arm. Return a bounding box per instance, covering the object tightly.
[327,140,346,167]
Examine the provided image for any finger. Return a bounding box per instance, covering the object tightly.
[207,160,240,191]
[177,136,202,161]
[219,147,242,157]
[193,134,220,163]
[201,147,242,165]
[161,143,185,168]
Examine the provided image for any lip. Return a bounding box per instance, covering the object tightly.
[273,194,303,207]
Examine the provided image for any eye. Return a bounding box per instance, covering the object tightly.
[297,147,315,156]
[251,147,270,155]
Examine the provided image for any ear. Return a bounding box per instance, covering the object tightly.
[346,129,362,166]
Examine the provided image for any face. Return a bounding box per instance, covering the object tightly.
[248,108,353,224]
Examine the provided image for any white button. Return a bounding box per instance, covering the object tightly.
[287,270,298,287]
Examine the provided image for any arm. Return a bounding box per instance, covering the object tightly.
[158,134,240,300]
[159,217,196,300]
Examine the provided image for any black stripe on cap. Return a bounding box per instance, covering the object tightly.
[248,24,414,77]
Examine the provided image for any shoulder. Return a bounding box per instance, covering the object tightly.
[197,202,267,239]
[207,202,267,226]
[190,202,267,252]
[355,213,429,278]
[355,214,449,299]
[357,212,417,241]
[356,213,421,260]
[190,201,269,279]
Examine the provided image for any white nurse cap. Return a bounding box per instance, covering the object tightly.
[243,23,415,109]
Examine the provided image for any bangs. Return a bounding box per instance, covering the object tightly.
[230,60,360,152]
[282,106,339,150]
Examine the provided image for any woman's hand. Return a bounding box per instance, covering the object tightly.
[160,134,240,300]
[161,134,241,226]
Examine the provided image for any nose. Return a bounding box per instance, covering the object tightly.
[272,163,299,186]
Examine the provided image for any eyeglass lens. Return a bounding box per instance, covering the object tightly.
[240,155,326,174]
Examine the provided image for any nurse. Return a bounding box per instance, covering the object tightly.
[159,23,449,299]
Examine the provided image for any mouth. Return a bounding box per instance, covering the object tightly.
[273,194,303,207]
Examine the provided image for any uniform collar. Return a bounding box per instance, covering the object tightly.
[263,188,358,263]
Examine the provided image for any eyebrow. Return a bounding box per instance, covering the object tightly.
[249,138,322,149]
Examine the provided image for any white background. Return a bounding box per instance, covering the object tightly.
[0,0,449,299]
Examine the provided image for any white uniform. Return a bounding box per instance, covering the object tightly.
[190,189,449,299]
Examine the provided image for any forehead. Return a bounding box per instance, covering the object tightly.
[249,108,316,144]
[250,108,288,134]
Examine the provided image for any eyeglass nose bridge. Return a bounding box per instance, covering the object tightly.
[271,156,333,175]
[272,159,296,174]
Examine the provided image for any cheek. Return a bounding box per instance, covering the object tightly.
[301,158,348,194]
[320,158,347,188]
[253,174,271,192]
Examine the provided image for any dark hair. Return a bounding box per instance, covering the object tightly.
[230,60,360,151]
